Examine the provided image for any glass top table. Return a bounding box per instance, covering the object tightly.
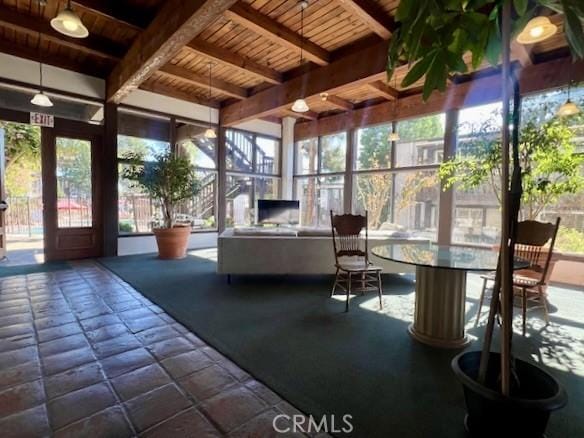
[371,243,528,349]
[372,242,527,272]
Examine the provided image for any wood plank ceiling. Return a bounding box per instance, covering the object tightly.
[0,0,573,121]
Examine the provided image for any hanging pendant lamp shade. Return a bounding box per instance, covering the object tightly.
[204,128,217,139]
[292,1,309,113]
[51,1,88,39]
[292,98,310,113]
[516,16,557,45]
[557,99,581,117]
[31,39,53,108]
[204,62,216,139]
[31,91,53,107]
[388,131,400,142]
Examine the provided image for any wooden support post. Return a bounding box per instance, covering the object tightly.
[217,125,227,233]
[344,128,355,214]
[438,109,458,245]
[499,0,513,397]
[103,103,118,256]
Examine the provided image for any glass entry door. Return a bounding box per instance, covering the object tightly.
[42,127,102,261]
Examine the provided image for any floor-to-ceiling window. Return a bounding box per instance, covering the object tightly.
[175,119,218,231]
[450,102,503,245]
[225,128,281,227]
[294,133,346,227]
[352,115,444,240]
[117,110,171,234]
[521,85,584,255]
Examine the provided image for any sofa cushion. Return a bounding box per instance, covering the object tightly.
[296,227,332,237]
[232,227,297,237]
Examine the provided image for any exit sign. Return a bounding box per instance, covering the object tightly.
[30,112,54,127]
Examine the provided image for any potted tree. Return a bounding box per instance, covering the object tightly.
[122,151,201,259]
[388,0,584,436]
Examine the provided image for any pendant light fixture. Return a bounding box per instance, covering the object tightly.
[204,62,217,139]
[51,0,89,39]
[32,1,53,107]
[516,16,557,45]
[291,1,309,113]
[557,65,581,117]
[388,76,400,142]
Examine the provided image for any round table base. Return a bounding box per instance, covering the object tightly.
[411,265,471,349]
[408,324,470,348]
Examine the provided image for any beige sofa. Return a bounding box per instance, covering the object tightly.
[217,227,424,276]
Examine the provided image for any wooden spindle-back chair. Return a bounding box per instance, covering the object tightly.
[475,218,560,334]
[330,211,383,312]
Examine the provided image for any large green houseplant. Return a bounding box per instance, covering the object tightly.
[122,151,201,259]
[386,0,584,436]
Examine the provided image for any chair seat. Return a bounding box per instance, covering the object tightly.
[513,275,540,288]
[336,261,382,272]
[480,272,542,289]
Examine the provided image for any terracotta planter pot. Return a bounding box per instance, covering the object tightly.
[153,226,191,259]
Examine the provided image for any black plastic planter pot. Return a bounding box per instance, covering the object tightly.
[452,351,567,438]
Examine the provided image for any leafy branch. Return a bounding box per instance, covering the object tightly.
[438,109,584,219]
[387,0,584,100]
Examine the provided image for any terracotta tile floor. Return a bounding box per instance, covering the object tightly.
[0,261,315,437]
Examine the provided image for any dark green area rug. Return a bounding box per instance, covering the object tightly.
[99,252,583,438]
[0,261,70,278]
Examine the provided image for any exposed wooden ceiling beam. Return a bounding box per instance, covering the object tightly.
[296,75,503,139]
[0,7,123,61]
[0,38,109,78]
[367,81,399,100]
[220,40,389,126]
[186,39,282,85]
[139,81,219,108]
[283,109,318,121]
[72,0,150,31]
[336,0,394,39]
[69,2,284,86]
[260,115,282,124]
[72,1,282,88]
[158,64,247,100]
[107,0,239,103]
[224,2,330,66]
[322,94,354,111]
[295,56,584,140]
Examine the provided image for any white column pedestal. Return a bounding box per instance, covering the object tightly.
[408,265,471,348]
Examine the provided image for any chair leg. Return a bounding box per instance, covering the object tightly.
[540,285,550,326]
[346,272,351,313]
[377,271,383,310]
[475,277,488,326]
[331,268,339,297]
[522,287,527,336]
[361,272,365,295]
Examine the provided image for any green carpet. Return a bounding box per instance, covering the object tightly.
[99,252,583,438]
[0,261,70,278]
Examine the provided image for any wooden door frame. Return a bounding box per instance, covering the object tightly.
[41,119,104,261]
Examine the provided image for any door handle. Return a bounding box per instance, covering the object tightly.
[0,201,7,211]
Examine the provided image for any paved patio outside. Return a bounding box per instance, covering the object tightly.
[2,236,44,266]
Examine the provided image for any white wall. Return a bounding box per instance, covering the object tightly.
[233,119,281,138]
[120,89,218,123]
[0,53,219,123]
[0,53,105,99]
[118,233,218,256]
